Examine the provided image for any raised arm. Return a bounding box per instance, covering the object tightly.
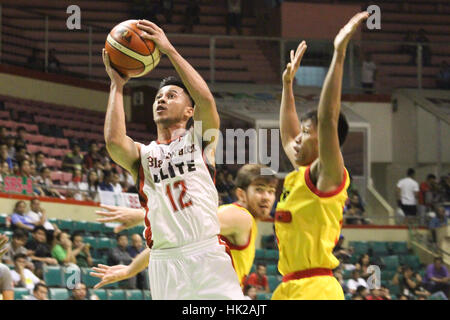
[280,41,307,168]
[102,49,140,182]
[137,20,220,135]
[316,12,369,190]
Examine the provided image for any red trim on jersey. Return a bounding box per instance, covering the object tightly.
[304,166,347,198]
[282,268,333,282]
[136,144,153,249]
[275,210,292,223]
[218,236,236,270]
[219,227,252,251]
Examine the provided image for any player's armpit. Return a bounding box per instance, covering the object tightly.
[217,206,252,242]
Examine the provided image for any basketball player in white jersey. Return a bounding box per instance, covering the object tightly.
[102,19,244,299]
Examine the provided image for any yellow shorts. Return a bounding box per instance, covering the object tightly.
[271,276,344,300]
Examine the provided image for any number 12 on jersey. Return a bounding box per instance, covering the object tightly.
[165,180,193,212]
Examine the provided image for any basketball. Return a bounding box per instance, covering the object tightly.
[105,19,161,78]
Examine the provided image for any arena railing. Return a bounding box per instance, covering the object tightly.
[0,4,449,92]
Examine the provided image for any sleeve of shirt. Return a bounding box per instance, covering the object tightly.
[28,269,41,285]
[443,266,449,278]
[10,214,20,225]
[51,245,66,263]
[426,265,435,280]
[414,182,419,192]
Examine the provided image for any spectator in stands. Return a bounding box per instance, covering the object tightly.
[379,285,392,300]
[183,0,200,33]
[111,172,123,194]
[160,0,174,24]
[333,269,348,294]
[366,288,384,300]
[48,49,62,73]
[396,168,420,225]
[34,152,47,173]
[346,270,368,295]
[243,285,257,300]
[438,174,450,202]
[25,198,57,241]
[344,191,367,225]
[26,226,58,278]
[99,146,111,167]
[86,169,100,201]
[216,171,233,204]
[11,253,42,293]
[83,142,101,170]
[0,144,13,170]
[67,168,89,201]
[226,0,243,35]
[245,263,270,293]
[333,234,352,262]
[71,233,93,268]
[67,282,88,300]
[416,29,431,66]
[419,174,439,221]
[99,171,114,192]
[355,285,369,299]
[51,231,78,268]
[108,234,135,288]
[121,171,135,192]
[400,30,416,65]
[436,61,450,90]
[355,254,372,281]
[0,161,11,186]
[429,204,448,244]
[15,148,29,167]
[131,0,160,25]
[5,136,16,160]
[62,143,84,172]
[25,283,48,300]
[392,265,431,299]
[1,229,34,271]
[424,256,449,299]
[0,126,7,145]
[0,262,14,300]
[361,52,377,94]
[127,234,146,289]
[36,167,64,199]
[11,200,35,232]
[27,48,43,71]
[14,127,27,150]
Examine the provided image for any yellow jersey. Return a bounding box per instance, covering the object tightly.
[275,165,349,277]
[218,203,258,286]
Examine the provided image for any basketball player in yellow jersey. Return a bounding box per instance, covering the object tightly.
[91,164,277,290]
[272,11,369,300]
[217,164,277,287]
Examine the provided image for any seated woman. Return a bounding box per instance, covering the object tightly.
[10,201,35,232]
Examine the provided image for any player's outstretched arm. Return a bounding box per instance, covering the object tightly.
[280,41,307,168]
[137,20,220,135]
[95,204,145,233]
[90,248,150,289]
[316,12,369,190]
[103,49,140,182]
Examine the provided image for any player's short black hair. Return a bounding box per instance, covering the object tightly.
[300,110,349,146]
[159,76,195,108]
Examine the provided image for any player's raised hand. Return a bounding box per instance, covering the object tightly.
[95,204,145,233]
[90,264,130,289]
[136,19,174,55]
[283,41,307,85]
[334,11,369,55]
[0,234,9,258]
[102,48,130,87]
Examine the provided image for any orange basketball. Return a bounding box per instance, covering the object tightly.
[105,20,160,78]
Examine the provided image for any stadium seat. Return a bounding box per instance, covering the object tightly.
[381,270,396,281]
[389,242,409,255]
[369,241,389,256]
[261,235,275,249]
[97,237,114,250]
[255,249,264,261]
[382,255,400,271]
[107,289,126,300]
[344,293,352,300]
[256,293,272,300]
[14,288,31,300]
[83,236,98,248]
[92,256,108,267]
[264,249,279,262]
[86,222,103,235]
[89,289,107,300]
[387,284,400,296]
[143,290,152,300]
[400,255,421,271]
[81,267,100,288]
[43,265,64,287]
[49,288,69,300]
[268,275,281,292]
[249,264,256,274]
[349,241,369,256]
[73,220,89,233]
[126,289,144,300]
[266,264,279,276]
[342,269,353,280]
[0,214,6,226]
[57,219,74,232]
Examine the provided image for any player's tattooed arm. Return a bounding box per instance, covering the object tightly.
[315,12,369,190]
[102,49,140,181]
[137,20,220,136]
[280,41,307,168]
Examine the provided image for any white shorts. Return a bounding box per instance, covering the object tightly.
[148,236,245,300]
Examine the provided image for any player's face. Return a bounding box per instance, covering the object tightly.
[293,119,318,166]
[153,85,194,127]
[245,179,277,220]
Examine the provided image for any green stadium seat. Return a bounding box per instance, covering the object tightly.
[400,255,421,271]
[266,264,279,276]
[0,214,7,225]
[268,275,281,292]
[86,222,103,235]
[49,288,69,300]
[57,219,74,232]
[344,293,352,300]
[107,289,126,300]
[255,249,264,260]
[389,242,409,255]
[264,249,279,262]
[381,270,396,281]
[349,254,359,264]
[349,241,369,256]
[89,289,107,300]
[81,267,101,288]
[3,230,12,239]
[92,256,108,267]
[126,289,144,300]
[387,284,400,296]
[249,264,256,274]
[83,236,98,248]
[369,241,389,256]
[97,237,114,250]
[73,220,89,233]
[101,224,116,235]
[43,265,63,287]
[143,290,152,300]
[14,288,31,300]
[342,269,353,280]
[382,255,400,271]
[256,293,272,300]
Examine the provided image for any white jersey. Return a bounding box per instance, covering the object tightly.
[137,128,220,250]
